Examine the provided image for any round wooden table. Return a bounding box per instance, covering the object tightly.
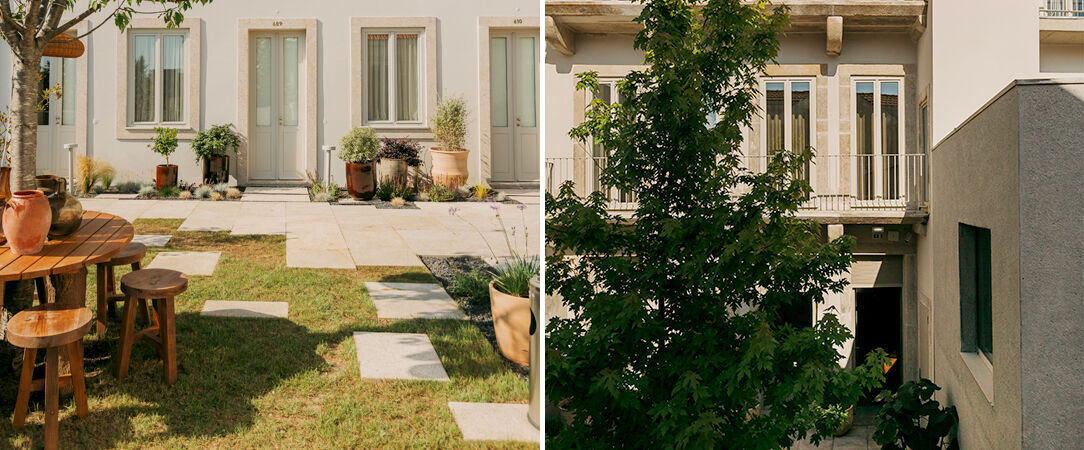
[0,211,134,310]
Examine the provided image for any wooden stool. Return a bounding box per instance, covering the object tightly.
[117,268,187,386]
[95,242,146,335]
[6,304,93,450]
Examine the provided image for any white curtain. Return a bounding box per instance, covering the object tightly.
[515,37,536,127]
[764,82,784,160]
[133,35,156,123]
[62,58,75,125]
[162,35,184,122]
[395,34,418,122]
[367,34,388,121]
[282,37,299,126]
[855,82,874,200]
[489,37,508,128]
[254,37,272,127]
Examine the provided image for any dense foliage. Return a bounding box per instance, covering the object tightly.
[493,254,539,298]
[192,123,241,162]
[149,127,179,164]
[377,138,423,167]
[874,379,959,450]
[338,127,380,163]
[545,0,887,447]
[432,95,468,151]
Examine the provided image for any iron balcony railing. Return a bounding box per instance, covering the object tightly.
[545,153,928,212]
[1041,0,1084,17]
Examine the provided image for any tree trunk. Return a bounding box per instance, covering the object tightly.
[10,48,42,191]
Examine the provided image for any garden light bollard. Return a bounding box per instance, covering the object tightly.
[528,276,540,428]
[322,145,335,185]
[64,143,77,187]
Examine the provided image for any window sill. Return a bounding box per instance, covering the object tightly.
[118,126,197,140]
[368,127,434,140]
[960,351,994,405]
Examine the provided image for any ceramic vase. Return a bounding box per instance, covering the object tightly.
[4,190,51,255]
[0,167,12,243]
[489,280,530,366]
[430,148,469,191]
[345,162,375,200]
[35,175,82,239]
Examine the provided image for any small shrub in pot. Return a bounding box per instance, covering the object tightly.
[339,127,379,200]
[192,123,241,184]
[430,95,470,190]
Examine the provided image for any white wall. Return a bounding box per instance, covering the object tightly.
[6,0,535,185]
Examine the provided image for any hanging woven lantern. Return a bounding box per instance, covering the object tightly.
[43,32,84,58]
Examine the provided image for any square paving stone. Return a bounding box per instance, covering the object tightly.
[132,234,171,247]
[353,332,449,381]
[447,402,539,442]
[201,301,288,318]
[364,282,467,320]
[146,251,221,276]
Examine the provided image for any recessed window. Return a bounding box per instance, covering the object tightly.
[127,31,187,126]
[854,79,903,201]
[364,30,424,125]
[959,223,993,362]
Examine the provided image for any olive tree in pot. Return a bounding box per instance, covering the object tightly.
[192,123,241,184]
[376,137,422,186]
[339,127,379,200]
[430,95,469,190]
[150,127,179,189]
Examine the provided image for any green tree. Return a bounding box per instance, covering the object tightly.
[0,0,212,189]
[545,0,887,447]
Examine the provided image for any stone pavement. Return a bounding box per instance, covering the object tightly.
[353,332,450,381]
[448,402,539,442]
[365,282,468,320]
[201,300,289,318]
[80,192,540,269]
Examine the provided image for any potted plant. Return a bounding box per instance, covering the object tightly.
[488,254,539,367]
[376,137,422,185]
[338,126,379,200]
[192,123,241,184]
[430,95,469,190]
[150,127,179,189]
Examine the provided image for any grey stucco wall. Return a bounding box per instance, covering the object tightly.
[1015,82,1084,448]
[930,84,1021,449]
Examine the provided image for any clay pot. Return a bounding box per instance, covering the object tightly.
[156,164,178,190]
[489,280,530,366]
[0,167,12,243]
[377,158,408,185]
[202,156,230,184]
[3,190,52,255]
[430,148,469,191]
[35,175,82,239]
[345,162,375,200]
[834,405,855,436]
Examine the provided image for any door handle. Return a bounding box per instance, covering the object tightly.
[515,117,521,127]
[278,117,283,126]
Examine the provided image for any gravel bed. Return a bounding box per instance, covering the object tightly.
[420,255,528,379]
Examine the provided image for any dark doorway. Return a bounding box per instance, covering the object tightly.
[854,287,902,404]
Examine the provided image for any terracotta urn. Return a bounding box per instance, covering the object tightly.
[377,158,408,185]
[156,164,178,190]
[0,166,12,243]
[3,190,52,255]
[489,280,530,366]
[202,156,230,184]
[834,404,855,436]
[345,162,375,200]
[430,148,469,191]
[35,175,83,239]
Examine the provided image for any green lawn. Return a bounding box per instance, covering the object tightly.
[0,219,531,448]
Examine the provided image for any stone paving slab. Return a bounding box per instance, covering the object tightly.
[94,193,139,199]
[201,301,288,318]
[364,282,466,320]
[178,203,237,231]
[353,332,449,381]
[132,234,171,247]
[447,402,539,442]
[139,200,198,219]
[146,251,221,276]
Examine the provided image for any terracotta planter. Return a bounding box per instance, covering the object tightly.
[156,164,178,190]
[834,405,855,436]
[489,280,530,367]
[0,167,12,243]
[345,162,375,200]
[35,175,82,239]
[3,190,51,255]
[377,158,409,185]
[430,148,469,191]
[202,156,230,184]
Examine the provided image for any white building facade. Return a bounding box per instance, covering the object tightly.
[545,1,1084,448]
[2,0,540,187]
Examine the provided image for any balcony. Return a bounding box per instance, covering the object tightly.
[545,153,929,224]
[1041,0,1084,17]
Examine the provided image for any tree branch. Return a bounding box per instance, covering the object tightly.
[24,0,42,42]
[37,0,65,40]
[43,3,109,42]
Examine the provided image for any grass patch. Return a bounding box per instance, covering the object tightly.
[0,222,530,448]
